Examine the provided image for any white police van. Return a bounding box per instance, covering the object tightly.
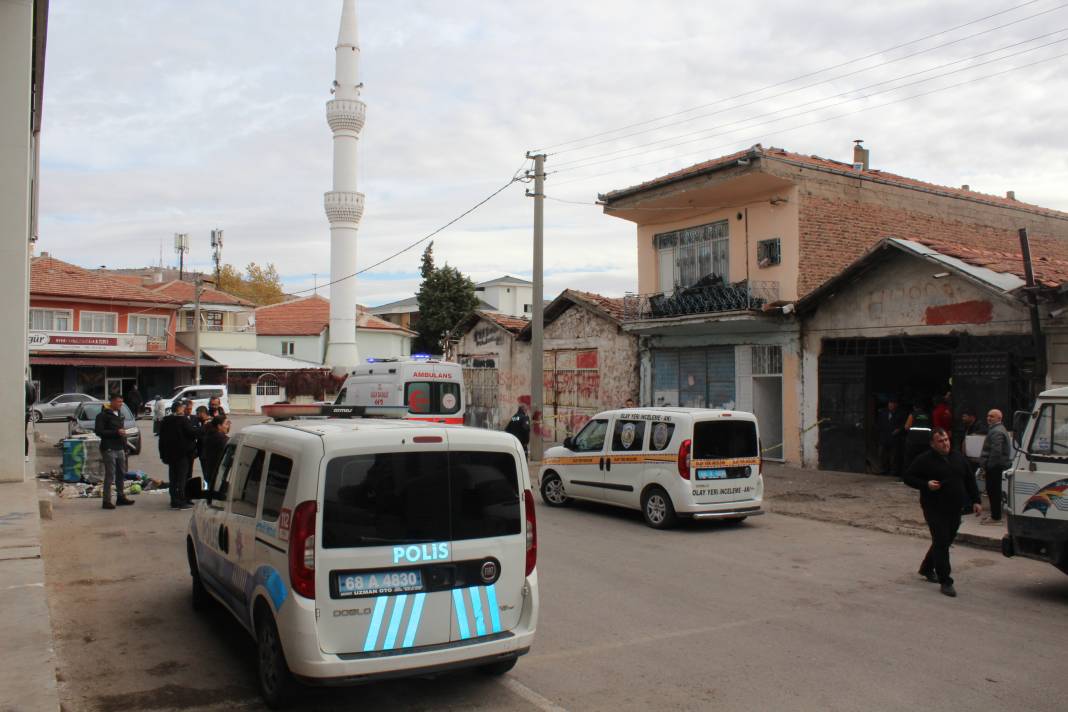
[185,407,538,706]
[539,407,763,529]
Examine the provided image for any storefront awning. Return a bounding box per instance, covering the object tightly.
[200,348,323,371]
[29,356,194,368]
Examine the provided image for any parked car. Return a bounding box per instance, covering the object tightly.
[69,402,141,455]
[31,393,100,423]
[153,385,230,426]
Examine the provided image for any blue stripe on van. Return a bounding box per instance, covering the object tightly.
[486,584,502,633]
[382,594,408,650]
[402,592,426,648]
[469,586,487,636]
[452,588,471,640]
[363,596,387,652]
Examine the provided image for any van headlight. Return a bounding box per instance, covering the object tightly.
[126,426,139,435]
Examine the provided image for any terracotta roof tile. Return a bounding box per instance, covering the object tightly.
[255,294,417,336]
[148,280,256,307]
[31,257,181,305]
[476,311,529,334]
[563,289,627,322]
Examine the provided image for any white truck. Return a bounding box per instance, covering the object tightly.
[1002,386,1068,575]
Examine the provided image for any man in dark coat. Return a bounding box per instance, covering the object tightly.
[159,399,198,510]
[903,427,982,597]
[504,404,531,456]
[94,394,135,510]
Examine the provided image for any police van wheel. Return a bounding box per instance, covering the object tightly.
[479,655,518,676]
[540,472,570,507]
[641,487,678,529]
[256,611,295,708]
[187,542,208,612]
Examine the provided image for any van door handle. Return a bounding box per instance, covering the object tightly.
[219,524,229,553]
[599,457,604,470]
[605,458,611,471]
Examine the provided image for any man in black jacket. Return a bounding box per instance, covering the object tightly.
[159,399,198,510]
[505,404,530,457]
[94,394,135,510]
[903,427,982,597]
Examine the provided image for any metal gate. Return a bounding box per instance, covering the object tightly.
[952,352,1011,422]
[463,367,499,430]
[817,354,867,472]
[544,349,599,444]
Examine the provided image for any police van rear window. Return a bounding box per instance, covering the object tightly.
[322,451,520,548]
[693,420,758,459]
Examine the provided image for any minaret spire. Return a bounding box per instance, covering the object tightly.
[324,0,364,368]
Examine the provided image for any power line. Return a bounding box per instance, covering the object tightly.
[532,0,1048,154]
[549,31,1068,175]
[549,12,1068,167]
[548,49,1068,189]
[289,176,523,295]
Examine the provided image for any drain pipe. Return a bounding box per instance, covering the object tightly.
[1018,228,1047,395]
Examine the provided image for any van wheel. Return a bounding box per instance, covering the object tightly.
[187,541,208,612]
[540,472,570,506]
[256,611,295,708]
[479,656,518,676]
[641,487,678,529]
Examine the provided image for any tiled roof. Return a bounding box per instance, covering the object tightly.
[148,280,256,307]
[914,236,1068,288]
[564,289,627,322]
[31,256,181,305]
[479,311,530,334]
[255,294,417,336]
[601,145,1068,220]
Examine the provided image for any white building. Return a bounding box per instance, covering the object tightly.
[368,275,533,329]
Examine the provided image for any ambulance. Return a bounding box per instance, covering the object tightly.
[539,407,764,529]
[1002,386,1068,575]
[184,406,538,706]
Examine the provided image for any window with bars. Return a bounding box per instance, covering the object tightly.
[29,308,72,331]
[79,311,117,333]
[129,315,168,339]
[654,220,729,291]
[752,345,782,376]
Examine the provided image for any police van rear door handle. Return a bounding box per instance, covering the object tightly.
[605,458,611,471]
[219,525,229,553]
[599,457,604,470]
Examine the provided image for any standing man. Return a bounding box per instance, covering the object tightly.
[159,399,198,510]
[208,395,226,419]
[505,404,531,457]
[979,409,1013,525]
[876,398,905,476]
[125,384,143,422]
[903,428,982,597]
[94,394,135,510]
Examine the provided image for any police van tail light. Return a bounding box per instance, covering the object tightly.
[289,500,317,599]
[677,439,692,479]
[524,489,537,576]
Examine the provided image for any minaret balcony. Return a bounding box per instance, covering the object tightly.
[326,99,366,135]
[325,191,365,224]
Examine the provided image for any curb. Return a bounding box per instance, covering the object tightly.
[768,509,1003,552]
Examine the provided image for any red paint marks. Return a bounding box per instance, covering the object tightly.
[518,394,531,407]
[575,350,598,369]
[924,300,993,325]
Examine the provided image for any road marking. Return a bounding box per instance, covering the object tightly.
[501,677,570,712]
[3,582,44,591]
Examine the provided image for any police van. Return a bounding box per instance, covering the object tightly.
[539,407,763,529]
[184,407,538,706]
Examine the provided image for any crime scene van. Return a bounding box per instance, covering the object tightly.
[184,406,538,706]
[539,407,763,529]
[262,359,465,424]
[1002,386,1068,575]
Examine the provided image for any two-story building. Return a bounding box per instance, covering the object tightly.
[29,255,192,400]
[601,143,1068,468]
[369,275,532,330]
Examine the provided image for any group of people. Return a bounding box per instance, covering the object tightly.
[157,397,230,510]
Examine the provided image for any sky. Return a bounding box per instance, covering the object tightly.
[38,0,1068,307]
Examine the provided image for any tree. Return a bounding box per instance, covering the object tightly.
[414,247,479,354]
[216,262,286,306]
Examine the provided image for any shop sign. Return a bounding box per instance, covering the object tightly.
[28,331,147,352]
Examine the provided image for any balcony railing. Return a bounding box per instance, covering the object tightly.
[177,324,255,334]
[622,280,780,322]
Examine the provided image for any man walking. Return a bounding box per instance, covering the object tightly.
[159,399,198,510]
[94,394,135,510]
[903,428,982,597]
[979,409,1013,524]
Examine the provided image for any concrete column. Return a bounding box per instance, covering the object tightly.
[0,0,34,483]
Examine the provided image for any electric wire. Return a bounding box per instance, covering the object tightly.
[547,49,1068,189]
[549,31,1068,175]
[532,0,1047,154]
[549,22,1068,171]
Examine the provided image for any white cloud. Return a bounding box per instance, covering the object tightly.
[38,0,1068,306]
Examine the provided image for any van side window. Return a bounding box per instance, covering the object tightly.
[210,443,237,510]
[231,446,266,518]
[261,454,294,522]
[572,419,608,452]
[649,422,676,451]
[611,420,646,451]
[1028,404,1068,455]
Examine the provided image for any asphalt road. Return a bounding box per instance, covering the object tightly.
[36,417,1068,711]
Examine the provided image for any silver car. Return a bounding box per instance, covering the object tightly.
[68,402,142,456]
[32,393,100,423]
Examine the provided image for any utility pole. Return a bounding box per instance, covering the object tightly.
[1018,227,1047,396]
[527,153,546,462]
[193,277,204,384]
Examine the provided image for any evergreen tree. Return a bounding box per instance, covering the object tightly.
[414,247,478,354]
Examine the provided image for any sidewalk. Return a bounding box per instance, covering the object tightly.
[763,463,1006,550]
[0,475,61,712]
